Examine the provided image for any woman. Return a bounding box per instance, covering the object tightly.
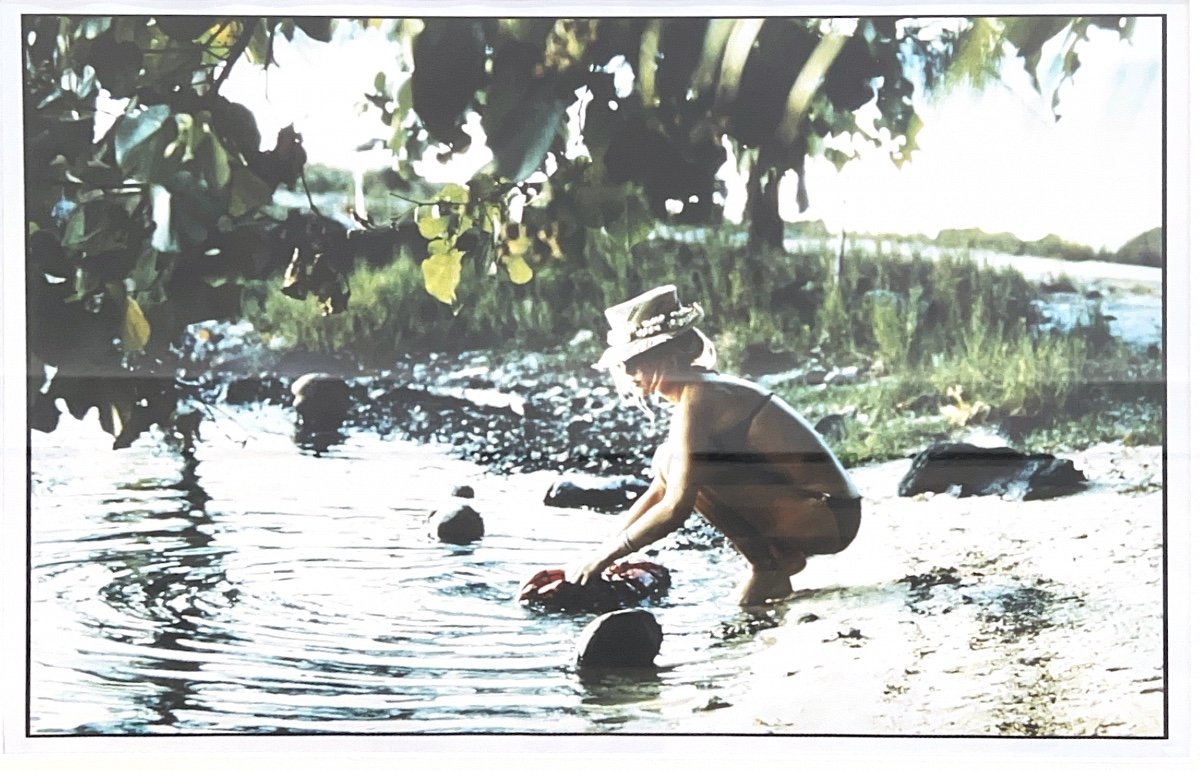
[569,285,862,606]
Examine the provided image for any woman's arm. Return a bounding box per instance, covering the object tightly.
[619,474,666,530]
[569,390,706,584]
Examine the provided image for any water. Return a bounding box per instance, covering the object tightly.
[29,406,771,735]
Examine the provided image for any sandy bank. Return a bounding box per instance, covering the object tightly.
[678,442,1164,736]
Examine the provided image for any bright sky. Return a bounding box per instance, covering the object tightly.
[223,16,1163,252]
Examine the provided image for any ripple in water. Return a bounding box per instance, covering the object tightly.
[30,406,771,735]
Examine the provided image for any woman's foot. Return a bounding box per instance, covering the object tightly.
[735,569,794,606]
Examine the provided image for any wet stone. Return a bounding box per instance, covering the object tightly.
[575,609,663,669]
[291,373,352,433]
[451,485,475,499]
[429,503,484,544]
[898,442,1087,500]
[544,474,650,511]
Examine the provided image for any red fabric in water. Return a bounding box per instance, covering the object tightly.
[517,562,671,613]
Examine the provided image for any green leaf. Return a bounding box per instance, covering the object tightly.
[228,165,274,216]
[61,200,130,253]
[438,183,470,205]
[245,21,273,65]
[825,147,855,171]
[421,249,463,304]
[296,18,334,43]
[200,131,232,190]
[487,79,570,182]
[114,105,172,169]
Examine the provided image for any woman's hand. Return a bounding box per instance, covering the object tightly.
[568,555,610,586]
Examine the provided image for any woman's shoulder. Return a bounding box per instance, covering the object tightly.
[679,373,769,422]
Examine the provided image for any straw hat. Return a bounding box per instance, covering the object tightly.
[595,285,705,370]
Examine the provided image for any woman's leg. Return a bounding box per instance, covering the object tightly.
[734,560,802,606]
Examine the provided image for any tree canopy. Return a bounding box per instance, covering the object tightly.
[22,14,1137,448]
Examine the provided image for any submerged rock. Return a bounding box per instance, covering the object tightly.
[574,609,663,669]
[898,442,1087,500]
[429,503,484,544]
[544,474,649,510]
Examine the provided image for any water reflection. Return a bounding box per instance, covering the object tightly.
[96,453,237,730]
[29,409,856,734]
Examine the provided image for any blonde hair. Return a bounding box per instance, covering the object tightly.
[610,329,718,415]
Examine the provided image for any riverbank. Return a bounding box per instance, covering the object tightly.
[658,441,1164,735]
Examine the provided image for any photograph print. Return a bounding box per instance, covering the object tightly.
[12,8,1173,742]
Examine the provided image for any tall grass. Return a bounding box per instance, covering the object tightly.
[247,226,1161,459]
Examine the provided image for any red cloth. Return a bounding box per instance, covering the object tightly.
[518,561,671,613]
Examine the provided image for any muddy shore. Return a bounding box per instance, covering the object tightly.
[674,442,1164,736]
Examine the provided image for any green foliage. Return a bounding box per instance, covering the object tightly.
[1113,227,1163,268]
[24,12,1139,448]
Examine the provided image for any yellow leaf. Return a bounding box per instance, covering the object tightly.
[481,204,502,234]
[504,254,534,285]
[438,183,470,205]
[418,213,450,240]
[206,20,243,48]
[505,231,532,258]
[422,249,463,304]
[122,296,151,352]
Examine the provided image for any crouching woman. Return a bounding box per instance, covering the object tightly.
[570,285,862,606]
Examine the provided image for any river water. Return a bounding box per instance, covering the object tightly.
[30,405,776,735]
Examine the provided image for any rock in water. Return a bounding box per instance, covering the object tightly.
[544,475,649,510]
[575,609,662,669]
[451,484,475,499]
[518,561,671,613]
[429,504,484,544]
[898,442,1087,500]
[291,373,351,432]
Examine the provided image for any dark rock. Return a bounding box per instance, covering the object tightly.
[291,373,352,432]
[741,342,800,377]
[1040,278,1078,293]
[575,609,663,669]
[814,413,848,443]
[518,561,671,613]
[1085,289,1104,300]
[544,474,649,510]
[451,485,475,499]
[429,503,484,544]
[226,377,266,405]
[898,442,1087,500]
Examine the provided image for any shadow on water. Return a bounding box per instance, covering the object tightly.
[293,427,348,456]
[575,666,664,707]
[88,453,239,732]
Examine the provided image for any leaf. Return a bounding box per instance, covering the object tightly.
[825,147,855,171]
[206,20,243,48]
[228,165,274,216]
[114,105,172,168]
[421,249,464,304]
[438,183,470,204]
[121,296,151,352]
[417,213,450,239]
[245,21,274,65]
[486,72,571,182]
[201,131,232,190]
[296,18,334,43]
[503,254,534,284]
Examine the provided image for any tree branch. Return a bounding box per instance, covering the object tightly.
[213,20,255,93]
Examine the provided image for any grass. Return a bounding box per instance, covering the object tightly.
[245,221,1164,463]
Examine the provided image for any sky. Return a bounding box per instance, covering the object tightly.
[223,16,1164,252]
